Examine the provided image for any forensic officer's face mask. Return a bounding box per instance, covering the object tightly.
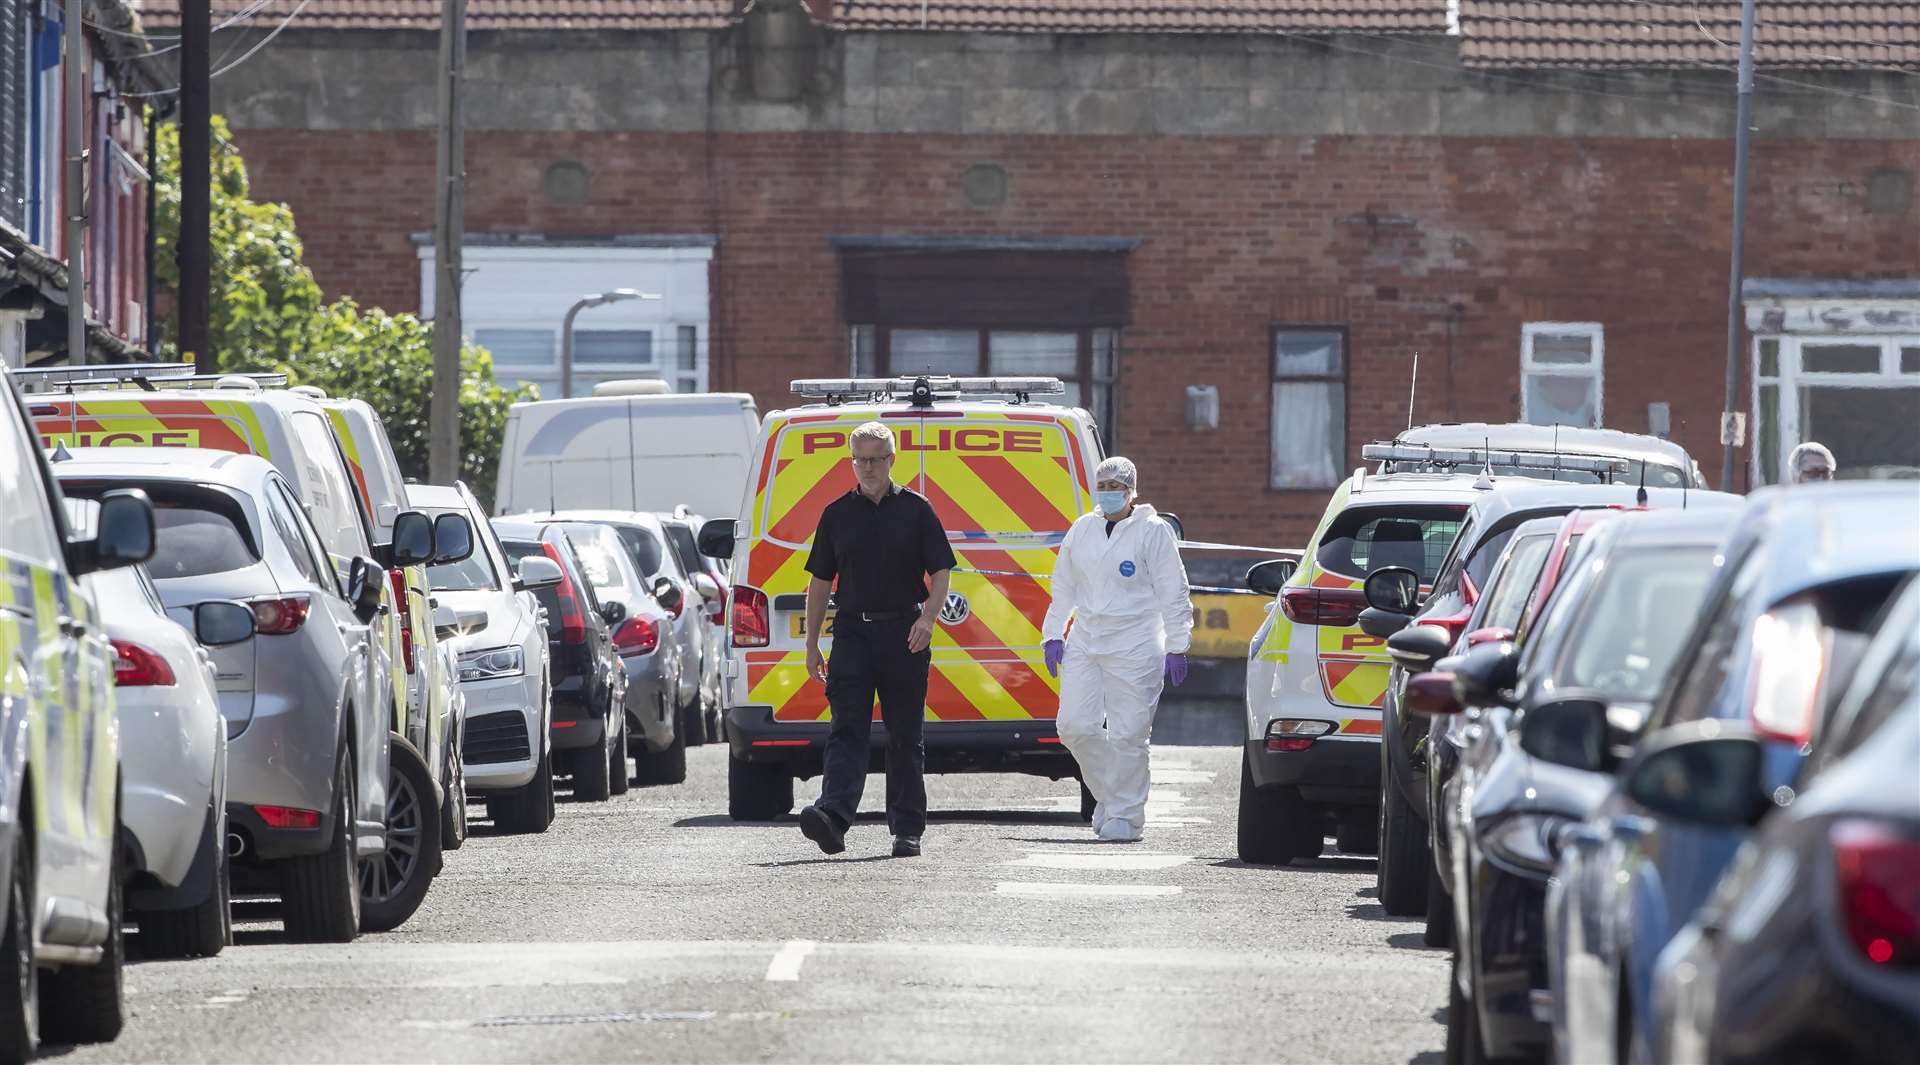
[1096,489,1131,516]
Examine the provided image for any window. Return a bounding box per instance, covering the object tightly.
[1553,547,1719,702]
[613,524,668,578]
[1481,533,1556,632]
[1521,323,1603,428]
[0,391,60,565]
[1751,334,1920,485]
[288,412,372,570]
[264,482,324,587]
[1270,329,1346,489]
[1313,505,1464,584]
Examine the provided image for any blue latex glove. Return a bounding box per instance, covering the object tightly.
[1043,639,1066,678]
[1164,652,1188,687]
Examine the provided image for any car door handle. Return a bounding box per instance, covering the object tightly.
[56,615,86,638]
[1613,815,1655,841]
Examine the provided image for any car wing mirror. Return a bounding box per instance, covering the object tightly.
[431,512,474,565]
[68,488,155,576]
[691,572,722,603]
[193,600,257,647]
[388,510,434,568]
[1386,622,1452,669]
[1363,566,1420,615]
[1451,640,1521,709]
[599,599,627,626]
[1246,558,1299,597]
[515,556,564,591]
[1518,696,1613,772]
[346,557,385,623]
[696,518,739,560]
[652,576,685,614]
[1621,721,1773,827]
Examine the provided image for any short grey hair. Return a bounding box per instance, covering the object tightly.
[849,421,895,454]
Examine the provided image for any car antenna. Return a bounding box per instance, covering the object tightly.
[1472,435,1495,491]
[1405,350,1420,431]
[547,459,558,516]
[1636,459,1649,507]
[1552,423,1562,481]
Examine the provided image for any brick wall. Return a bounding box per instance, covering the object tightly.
[232,125,1920,546]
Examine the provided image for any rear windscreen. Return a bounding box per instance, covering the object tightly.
[1314,505,1465,584]
[761,417,1087,545]
[500,539,562,635]
[62,480,259,579]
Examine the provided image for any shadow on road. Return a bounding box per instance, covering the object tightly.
[1387,931,1444,951]
[1003,836,1112,846]
[1347,901,1419,923]
[755,854,896,868]
[674,810,1084,829]
[1207,855,1377,873]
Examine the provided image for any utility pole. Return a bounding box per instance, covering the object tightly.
[1718,0,1758,491]
[179,0,211,371]
[427,0,467,483]
[62,0,85,364]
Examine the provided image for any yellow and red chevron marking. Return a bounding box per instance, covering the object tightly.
[1320,658,1390,709]
[325,407,375,513]
[745,409,1089,725]
[1339,718,1384,735]
[33,397,271,458]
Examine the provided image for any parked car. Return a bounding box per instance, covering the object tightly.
[1544,483,1920,1065]
[1417,509,1739,1064]
[53,448,410,942]
[490,520,627,803]
[72,542,246,960]
[1368,481,1730,916]
[1373,423,1705,488]
[1651,576,1919,1065]
[406,484,556,835]
[0,366,155,1059]
[660,511,725,745]
[494,389,759,520]
[546,510,700,778]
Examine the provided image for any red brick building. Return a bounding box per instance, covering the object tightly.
[138,0,1920,543]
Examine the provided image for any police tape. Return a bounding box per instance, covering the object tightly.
[949,566,1267,596]
[947,529,1299,557]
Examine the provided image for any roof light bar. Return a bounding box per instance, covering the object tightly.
[791,376,1066,399]
[1361,443,1629,477]
[15,367,291,394]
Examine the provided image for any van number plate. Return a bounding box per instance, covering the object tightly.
[789,615,836,638]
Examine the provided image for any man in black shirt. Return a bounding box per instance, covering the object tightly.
[799,421,957,858]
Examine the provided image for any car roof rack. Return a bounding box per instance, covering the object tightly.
[792,375,1065,407]
[14,362,290,394]
[1361,442,1630,479]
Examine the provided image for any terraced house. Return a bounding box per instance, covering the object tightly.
[134,0,1918,542]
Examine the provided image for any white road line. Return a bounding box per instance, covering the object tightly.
[994,882,1183,898]
[765,939,817,982]
[1006,852,1193,871]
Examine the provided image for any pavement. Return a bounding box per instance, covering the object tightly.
[75,744,1449,1064]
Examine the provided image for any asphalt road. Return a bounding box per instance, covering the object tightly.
[72,745,1449,1064]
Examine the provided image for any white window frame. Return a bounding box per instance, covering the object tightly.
[1750,333,1920,485]
[1520,322,1605,427]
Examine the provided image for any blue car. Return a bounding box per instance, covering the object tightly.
[1544,482,1920,1065]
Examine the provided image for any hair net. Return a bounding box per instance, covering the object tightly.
[1095,456,1138,489]
[1788,441,1835,475]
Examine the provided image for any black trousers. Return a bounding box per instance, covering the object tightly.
[815,616,930,837]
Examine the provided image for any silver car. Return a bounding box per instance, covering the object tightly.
[54,448,403,944]
[660,511,726,745]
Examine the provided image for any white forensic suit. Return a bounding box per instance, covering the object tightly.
[1042,502,1193,839]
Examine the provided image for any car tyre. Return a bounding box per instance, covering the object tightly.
[1378,763,1429,916]
[679,695,706,749]
[440,741,467,852]
[140,813,230,960]
[41,798,124,1046]
[1078,780,1096,823]
[493,749,555,835]
[573,713,614,803]
[608,713,631,796]
[359,739,442,933]
[703,697,721,745]
[0,815,38,1064]
[280,754,360,944]
[634,702,688,786]
[1337,817,1380,855]
[727,754,794,821]
[1236,749,1310,865]
[1424,863,1454,948]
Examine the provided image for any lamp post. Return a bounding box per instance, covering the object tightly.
[559,289,661,398]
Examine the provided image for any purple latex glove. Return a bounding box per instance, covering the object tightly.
[1164,652,1188,687]
[1043,639,1066,678]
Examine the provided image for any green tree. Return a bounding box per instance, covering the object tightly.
[152,116,528,502]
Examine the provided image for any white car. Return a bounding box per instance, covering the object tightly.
[406,483,555,834]
[79,559,242,959]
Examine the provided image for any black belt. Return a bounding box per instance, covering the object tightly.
[841,606,921,623]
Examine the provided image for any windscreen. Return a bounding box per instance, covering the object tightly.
[1314,505,1465,584]
[1555,547,1717,700]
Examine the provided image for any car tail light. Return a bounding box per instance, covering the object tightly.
[1746,601,1825,745]
[389,569,416,674]
[249,595,312,635]
[255,805,321,829]
[731,585,770,648]
[112,640,176,687]
[1465,627,1513,649]
[613,616,660,656]
[541,541,588,645]
[1833,819,1920,968]
[1265,719,1335,752]
[1279,588,1366,627]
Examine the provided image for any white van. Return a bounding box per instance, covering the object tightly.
[495,388,759,520]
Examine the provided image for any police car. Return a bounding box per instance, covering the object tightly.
[0,365,156,1059]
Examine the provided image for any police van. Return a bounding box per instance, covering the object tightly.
[697,376,1103,821]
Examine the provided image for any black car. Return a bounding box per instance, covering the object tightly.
[1651,576,1920,1065]
[1368,482,1732,916]
[492,519,628,803]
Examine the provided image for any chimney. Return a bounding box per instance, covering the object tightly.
[802,0,832,21]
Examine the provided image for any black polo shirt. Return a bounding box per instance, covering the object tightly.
[805,484,958,613]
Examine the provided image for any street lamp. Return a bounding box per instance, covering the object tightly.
[560,288,663,398]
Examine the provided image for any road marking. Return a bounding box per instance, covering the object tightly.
[994,882,1183,898]
[201,990,249,1009]
[765,939,816,982]
[1151,769,1216,785]
[1006,852,1193,871]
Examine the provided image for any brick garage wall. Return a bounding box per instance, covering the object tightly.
[233,126,1920,546]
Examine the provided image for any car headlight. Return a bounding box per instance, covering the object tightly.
[1480,811,1576,877]
[458,645,525,681]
